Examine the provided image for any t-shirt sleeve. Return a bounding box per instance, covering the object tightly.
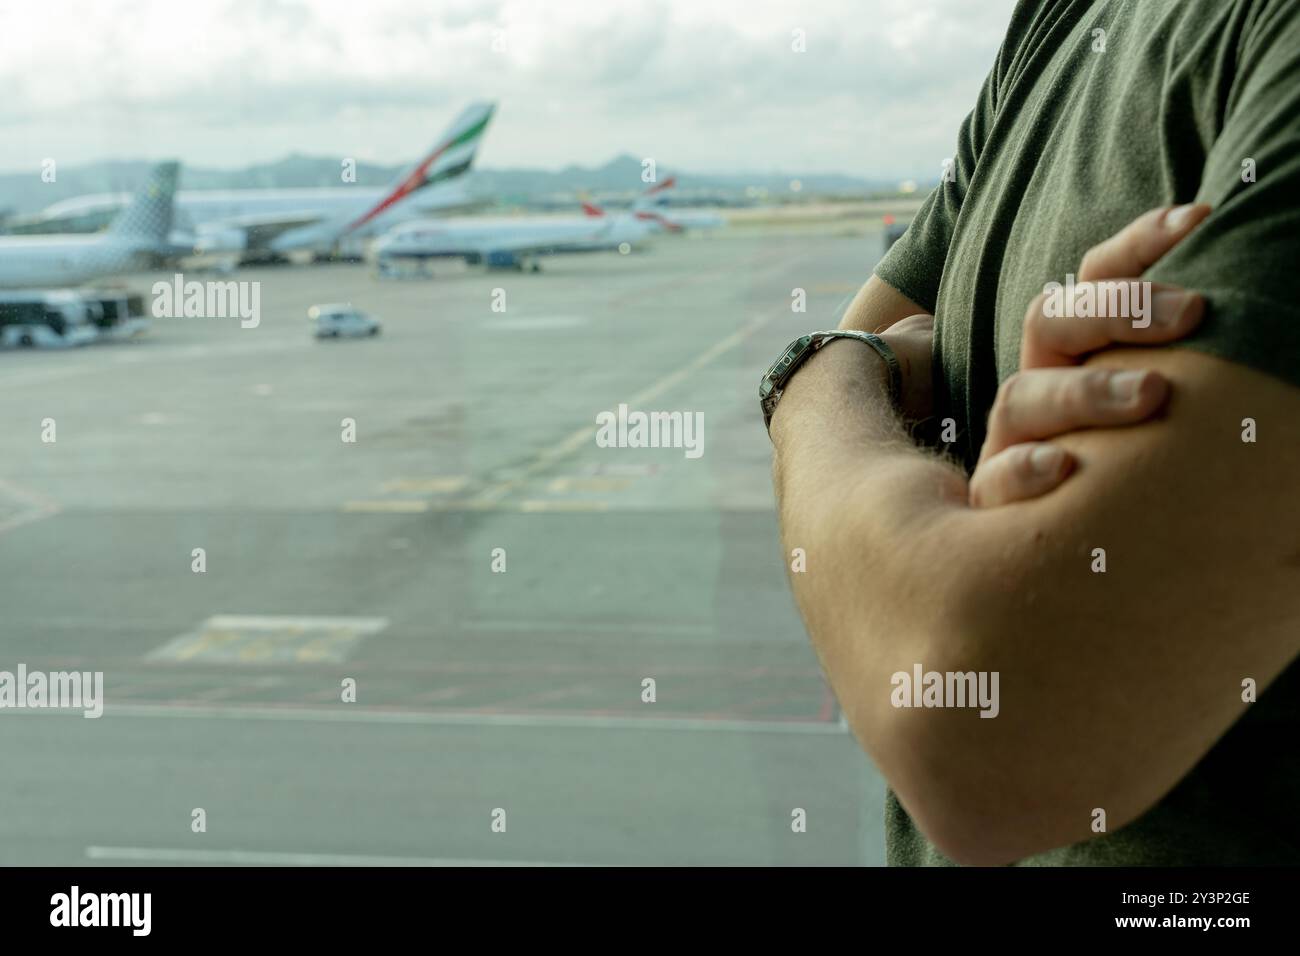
[1146,2,1300,387]
[873,33,1008,313]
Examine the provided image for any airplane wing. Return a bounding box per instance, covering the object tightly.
[224,212,326,247]
[167,210,330,260]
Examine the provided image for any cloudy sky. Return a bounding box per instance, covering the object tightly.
[0,0,1016,177]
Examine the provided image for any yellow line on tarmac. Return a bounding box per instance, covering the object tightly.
[342,500,430,513]
[518,500,609,512]
[547,477,631,493]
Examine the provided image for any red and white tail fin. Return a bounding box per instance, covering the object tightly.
[581,201,606,217]
[645,176,676,197]
[633,175,676,212]
[634,209,684,233]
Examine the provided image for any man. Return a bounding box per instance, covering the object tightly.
[764,0,1300,864]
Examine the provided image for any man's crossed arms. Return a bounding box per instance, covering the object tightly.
[770,206,1300,865]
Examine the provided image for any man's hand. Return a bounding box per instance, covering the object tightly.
[967,203,1212,507]
[876,312,935,422]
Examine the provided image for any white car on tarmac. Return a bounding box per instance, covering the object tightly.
[309,303,382,339]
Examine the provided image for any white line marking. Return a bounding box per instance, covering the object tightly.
[199,614,390,630]
[484,315,589,332]
[466,267,815,510]
[85,846,586,867]
[0,478,61,535]
[461,618,714,636]
[91,702,848,734]
[145,614,390,664]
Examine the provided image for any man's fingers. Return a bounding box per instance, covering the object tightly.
[969,443,1075,509]
[878,316,936,422]
[981,366,1170,462]
[977,204,1210,507]
[1021,283,1204,367]
[1077,203,1212,281]
[1020,203,1212,368]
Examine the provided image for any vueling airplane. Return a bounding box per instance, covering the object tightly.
[0,161,179,288]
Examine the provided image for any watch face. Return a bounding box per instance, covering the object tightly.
[761,334,823,427]
[767,335,811,386]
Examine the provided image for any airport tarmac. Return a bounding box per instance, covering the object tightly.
[0,228,892,866]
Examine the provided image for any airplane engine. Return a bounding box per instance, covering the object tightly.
[193,227,248,257]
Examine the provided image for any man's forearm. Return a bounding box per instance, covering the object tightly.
[770,335,1074,865]
[770,310,1122,865]
[770,335,968,733]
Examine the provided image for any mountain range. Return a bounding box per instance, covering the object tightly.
[0,153,916,219]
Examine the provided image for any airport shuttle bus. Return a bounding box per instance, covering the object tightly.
[0,290,99,348]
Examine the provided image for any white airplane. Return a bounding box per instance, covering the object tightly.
[0,161,179,289]
[649,206,725,232]
[577,199,681,249]
[373,206,654,273]
[12,102,496,263]
[370,170,737,275]
[584,196,682,236]
[632,177,725,232]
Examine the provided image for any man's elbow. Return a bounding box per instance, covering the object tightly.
[880,710,1093,866]
[862,592,1101,867]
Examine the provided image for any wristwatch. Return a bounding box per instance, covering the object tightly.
[759,330,902,433]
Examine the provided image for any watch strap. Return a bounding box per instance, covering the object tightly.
[760,330,902,432]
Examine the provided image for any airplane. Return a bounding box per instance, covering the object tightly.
[579,199,669,239]
[632,177,726,232]
[372,205,655,274]
[570,177,684,233]
[370,169,742,276]
[7,102,497,264]
[370,174,688,275]
[259,100,497,260]
[648,205,725,232]
[0,161,179,289]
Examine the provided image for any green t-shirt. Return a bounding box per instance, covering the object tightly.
[874,0,1300,865]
